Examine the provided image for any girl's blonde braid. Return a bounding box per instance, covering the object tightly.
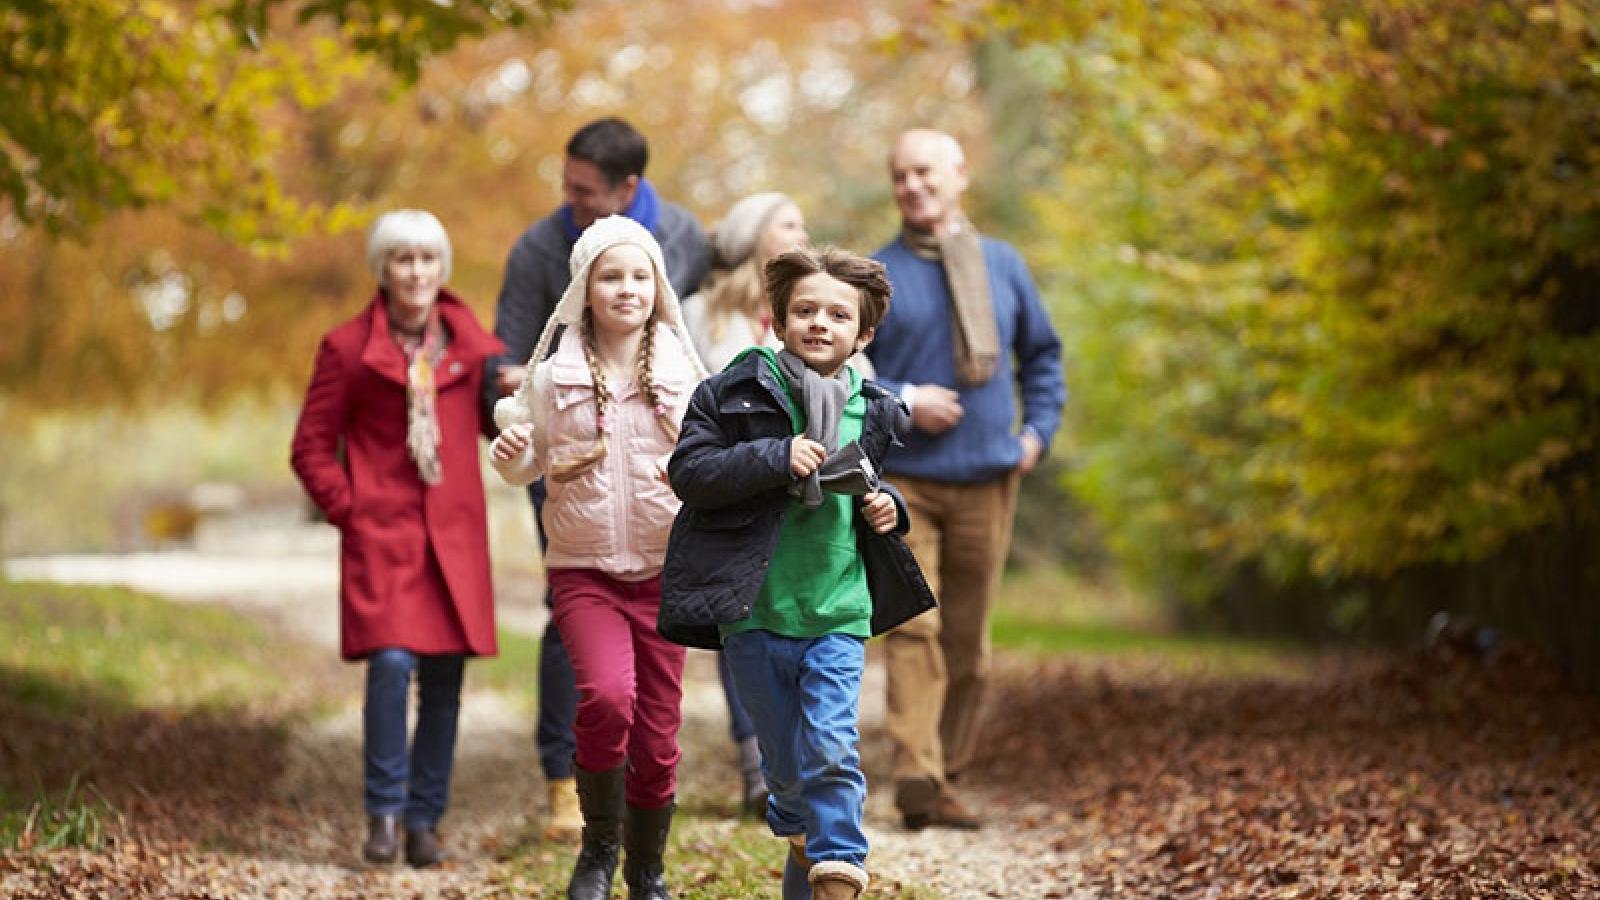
[636,319,680,442]
[549,313,612,482]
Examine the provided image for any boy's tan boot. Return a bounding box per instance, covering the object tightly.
[809,860,868,900]
[544,777,583,842]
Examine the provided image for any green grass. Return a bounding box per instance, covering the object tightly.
[471,626,540,709]
[0,579,316,853]
[990,567,1309,677]
[0,578,295,712]
[0,774,121,851]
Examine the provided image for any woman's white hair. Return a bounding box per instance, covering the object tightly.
[366,209,453,286]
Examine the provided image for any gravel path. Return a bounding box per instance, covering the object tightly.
[5,521,1080,898]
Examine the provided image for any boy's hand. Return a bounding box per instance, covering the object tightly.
[492,423,534,462]
[862,490,897,533]
[790,436,826,478]
[653,453,672,484]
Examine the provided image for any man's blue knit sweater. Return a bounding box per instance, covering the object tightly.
[867,235,1066,484]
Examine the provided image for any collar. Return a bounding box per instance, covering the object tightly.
[560,177,662,242]
[358,289,502,385]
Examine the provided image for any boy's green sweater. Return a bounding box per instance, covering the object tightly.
[719,348,873,641]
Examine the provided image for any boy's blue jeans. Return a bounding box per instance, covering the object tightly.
[723,630,868,867]
[364,648,465,830]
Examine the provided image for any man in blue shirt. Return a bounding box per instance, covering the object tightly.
[867,128,1066,831]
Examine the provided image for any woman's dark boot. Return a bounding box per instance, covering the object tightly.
[568,763,625,900]
[362,813,400,863]
[622,800,675,900]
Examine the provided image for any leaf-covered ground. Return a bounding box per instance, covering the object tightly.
[972,646,1600,898]
[2,577,1597,898]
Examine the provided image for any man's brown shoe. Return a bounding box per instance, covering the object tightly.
[902,789,982,831]
[894,776,940,827]
[362,813,400,863]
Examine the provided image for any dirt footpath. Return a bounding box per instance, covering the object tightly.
[2,537,1076,899]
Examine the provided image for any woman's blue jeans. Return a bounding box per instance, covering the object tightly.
[364,648,465,830]
[723,630,868,867]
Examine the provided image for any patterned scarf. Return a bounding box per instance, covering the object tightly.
[396,307,447,486]
[902,216,1000,386]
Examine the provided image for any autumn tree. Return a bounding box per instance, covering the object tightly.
[0,0,568,247]
[0,0,982,411]
[950,0,1600,662]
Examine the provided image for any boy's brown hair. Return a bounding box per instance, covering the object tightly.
[764,247,892,333]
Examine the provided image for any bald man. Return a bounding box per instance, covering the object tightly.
[866,129,1066,830]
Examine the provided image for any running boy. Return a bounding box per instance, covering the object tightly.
[659,247,936,900]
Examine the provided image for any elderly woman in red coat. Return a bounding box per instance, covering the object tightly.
[290,209,502,868]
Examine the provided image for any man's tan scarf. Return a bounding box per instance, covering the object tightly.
[903,217,1000,386]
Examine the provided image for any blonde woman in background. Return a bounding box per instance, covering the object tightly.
[681,192,805,372]
[682,193,874,378]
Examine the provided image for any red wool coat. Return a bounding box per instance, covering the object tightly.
[290,290,504,660]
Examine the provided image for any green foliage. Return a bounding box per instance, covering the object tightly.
[0,402,303,554]
[961,0,1600,600]
[0,0,565,247]
[991,568,1308,676]
[230,0,569,81]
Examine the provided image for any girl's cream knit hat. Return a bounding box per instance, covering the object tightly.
[494,215,707,431]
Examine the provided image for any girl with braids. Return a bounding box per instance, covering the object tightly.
[490,216,706,900]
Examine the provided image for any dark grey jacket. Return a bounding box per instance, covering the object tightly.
[659,353,937,650]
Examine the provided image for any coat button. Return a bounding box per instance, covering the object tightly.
[450,361,462,374]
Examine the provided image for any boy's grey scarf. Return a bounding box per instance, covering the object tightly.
[777,349,877,507]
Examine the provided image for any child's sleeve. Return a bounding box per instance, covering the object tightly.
[490,432,544,486]
[489,364,551,486]
[668,381,793,509]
